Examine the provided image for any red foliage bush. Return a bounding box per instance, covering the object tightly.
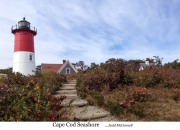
[160,69,180,88]
[0,73,67,121]
[129,87,151,102]
[119,99,135,109]
[133,69,163,87]
[78,58,127,93]
[171,88,180,102]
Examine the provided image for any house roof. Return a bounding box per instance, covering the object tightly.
[57,60,78,73]
[140,63,154,68]
[139,62,156,71]
[41,63,63,73]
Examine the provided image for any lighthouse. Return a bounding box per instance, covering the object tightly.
[11,17,37,75]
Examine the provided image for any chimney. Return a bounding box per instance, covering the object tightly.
[63,60,66,64]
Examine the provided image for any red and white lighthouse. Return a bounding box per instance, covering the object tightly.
[11,17,37,75]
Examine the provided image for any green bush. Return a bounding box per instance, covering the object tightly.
[91,92,104,106]
[129,103,145,118]
[124,73,134,85]
[76,74,87,98]
[106,100,123,115]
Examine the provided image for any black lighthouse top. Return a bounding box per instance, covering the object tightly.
[18,17,30,29]
[11,17,37,35]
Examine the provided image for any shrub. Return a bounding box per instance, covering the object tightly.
[160,69,180,88]
[106,100,123,115]
[83,68,107,92]
[129,103,145,118]
[129,87,151,102]
[86,95,95,105]
[119,99,135,109]
[77,59,128,93]
[66,74,77,80]
[171,88,180,102]
[91,92,105,106]
[134,69,164,87]
[0,73,67,121]
[76,74,88,98]
[124,73,134,85]
[75,59,180,120]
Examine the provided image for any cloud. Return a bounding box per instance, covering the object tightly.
[0,0,180,68]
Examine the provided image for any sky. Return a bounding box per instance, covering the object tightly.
[0,0,180,69]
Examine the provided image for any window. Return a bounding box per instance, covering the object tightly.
[18,22,30,28]
[66,68,70,74]
[29,54,33,61]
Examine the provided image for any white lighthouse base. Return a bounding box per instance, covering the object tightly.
[13,51,35,75]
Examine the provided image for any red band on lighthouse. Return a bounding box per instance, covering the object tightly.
[14,31,34,52]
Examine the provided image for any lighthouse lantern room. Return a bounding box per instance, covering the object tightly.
[11,17,37,75]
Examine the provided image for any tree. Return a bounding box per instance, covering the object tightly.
[90,62,99,69]
[74,61,88,71]
[145,58,154,63]
[0,67,13,74]
[35,65,41,76]
[153,56,163,66]
[127,59,144,71]
[164,59,180,69]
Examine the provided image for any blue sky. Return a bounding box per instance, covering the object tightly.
[0,0,180,68]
